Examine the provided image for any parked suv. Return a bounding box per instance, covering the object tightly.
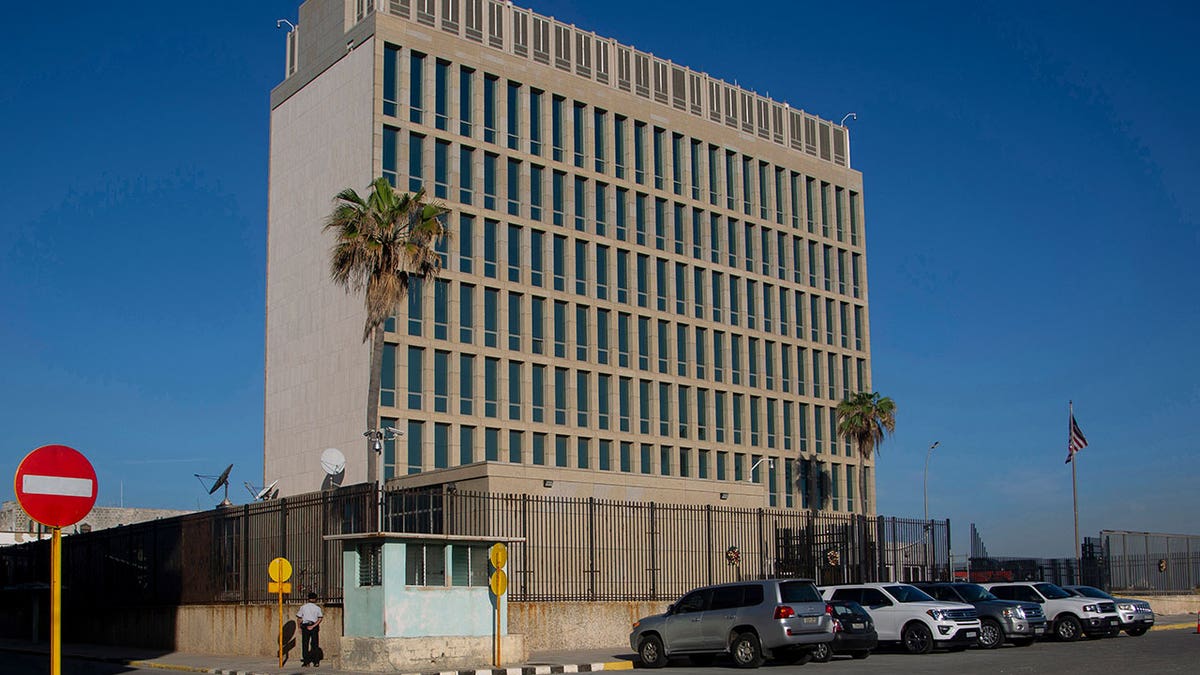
[983,582,1120,641]
[1063,585,1154,636]
[630,579,834,668]
[821,583,981,654]
[913,582,1047,648]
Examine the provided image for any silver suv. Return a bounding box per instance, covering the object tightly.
[821,583,981,654]
[630,579,834,668]
[984,582,1120,641]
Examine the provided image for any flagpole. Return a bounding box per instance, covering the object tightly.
[1070,400,1080,578]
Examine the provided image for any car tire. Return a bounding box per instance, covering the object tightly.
[1010,637,1036,647]
[1126,626,1149,637]
[811,642,832,663]
[978,618,1004,649]
[637,635,667,668]
[851,650,870,660]
[902,622,934,655]
[1054,615,1082,642]
[729,631,765,668]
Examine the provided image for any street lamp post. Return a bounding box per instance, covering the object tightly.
[923,441,940,580]
[923,441,940,525]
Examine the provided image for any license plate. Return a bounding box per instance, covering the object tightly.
[851,622,865,629]
[964,632,976,638]
[1034,627,1044,634]
[1109,620,1119,626]
[802,616,818,624]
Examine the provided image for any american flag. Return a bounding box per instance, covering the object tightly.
[1064,414,1089,464]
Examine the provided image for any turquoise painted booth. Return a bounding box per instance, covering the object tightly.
[329,532,526,671]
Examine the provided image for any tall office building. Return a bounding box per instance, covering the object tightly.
[266,0,873,512]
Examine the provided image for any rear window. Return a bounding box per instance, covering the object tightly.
[779,581,821,603]
[710,584,764,610]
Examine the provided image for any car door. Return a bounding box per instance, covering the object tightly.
[659,588,711,651]
[698,585,749,650]
[858,588,901,640]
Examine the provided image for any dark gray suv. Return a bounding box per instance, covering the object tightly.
[914,582,1047,648]
[630,579,834,668]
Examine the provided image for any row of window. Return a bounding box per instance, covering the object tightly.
[388,127,862,278]
[367,7,848,166]
[383,345,862,454]
[386,43,855,210]
[381,417,866,512]
[403,259,867,359]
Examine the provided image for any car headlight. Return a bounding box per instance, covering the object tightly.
[1081,604,1099,613]
[1118,603,1134,612]
[1002,607,1026,619]
[926,609,946,621]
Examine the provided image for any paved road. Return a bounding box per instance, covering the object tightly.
[651,629,1194,674]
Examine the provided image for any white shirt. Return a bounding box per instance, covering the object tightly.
[297,602,323,625]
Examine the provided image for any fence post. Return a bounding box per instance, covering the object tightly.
[757,508,766,579]
[242,504,250,604]
[649,502,658,600]
[705,504,713,586]
[280,497,288,560]
[588,497,596,601]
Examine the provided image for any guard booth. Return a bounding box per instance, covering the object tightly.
[328,533,526,672]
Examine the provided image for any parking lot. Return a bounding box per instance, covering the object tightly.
[652,628,1195,674]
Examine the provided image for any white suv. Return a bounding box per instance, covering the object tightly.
[821,583,980,654]
[983,582,1120,641]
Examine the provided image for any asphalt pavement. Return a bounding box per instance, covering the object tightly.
[1,616,1193,675]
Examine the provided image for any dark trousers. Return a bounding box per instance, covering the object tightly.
[301,623,320,664]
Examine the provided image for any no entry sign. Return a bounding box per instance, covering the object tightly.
[14,444,98,528]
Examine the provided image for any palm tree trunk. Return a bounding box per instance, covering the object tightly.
[858,449,868,515]
[365,326,385,486]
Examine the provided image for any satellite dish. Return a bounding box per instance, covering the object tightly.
[321,448,346,475]
[194,464,234,507]
[210,464,233,495]
[256,479,280,501]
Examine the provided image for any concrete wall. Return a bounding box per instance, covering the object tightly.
[509,600,669,652]
[1124,594,1199,615]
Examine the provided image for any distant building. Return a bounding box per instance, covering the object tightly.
[0,501,193,546]
[265,0,873,512]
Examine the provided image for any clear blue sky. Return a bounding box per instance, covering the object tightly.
[2,1,1196,557]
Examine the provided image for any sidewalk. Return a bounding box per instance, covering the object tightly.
[0,638,636,675]
[3,616,1196,675]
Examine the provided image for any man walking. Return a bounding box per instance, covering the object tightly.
[297,592,324,667]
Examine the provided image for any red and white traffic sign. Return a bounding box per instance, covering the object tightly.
[14,444,98,528]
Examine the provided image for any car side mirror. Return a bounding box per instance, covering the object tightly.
[666,603,677,614]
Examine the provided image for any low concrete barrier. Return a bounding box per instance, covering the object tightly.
[1122,594,1198,615]
[509,601,669,651]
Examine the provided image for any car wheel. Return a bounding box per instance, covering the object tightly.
[902,622,934,654]
[729,631,765,668]
[1010,637,1035,647]
[1055,615,1082,642]
[978,618,1003,649]
[850,650,870,660]
[1126,626,1149,637]
[811,642,832,663]
[637,635,667,668]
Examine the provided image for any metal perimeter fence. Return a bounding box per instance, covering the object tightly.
[0,483,949,607]
[1101,530,1200,595]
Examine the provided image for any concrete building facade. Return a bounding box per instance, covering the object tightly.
[266,0,874,513]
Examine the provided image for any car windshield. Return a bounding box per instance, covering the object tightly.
[953,584,996,602]
[1035,583,1072,599]
[779,581,822,603]
[885,585,936,603]
[1072,586,1113,600]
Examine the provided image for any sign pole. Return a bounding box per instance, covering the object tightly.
[50,526,61,675]
[278,585,284,668]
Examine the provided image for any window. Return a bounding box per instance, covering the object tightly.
[507,224,522,282]
[484,356,498,417]
[576,305,590,361]
[433,350,449,413]
[407,131,425,192]
[483,74,498,143]
[459,66,474,135]
[506,158,521,216]
[460,354,474,415]
[576,371,590,426]
[553,300,568,358]
[531,364,545,423]
[554,367,568,424]
[407,346,423,409]
[409,51,426,123]
[575,239,588,295]
[529,88,543,155]
[506,80,521,149]
[508,361,522,420]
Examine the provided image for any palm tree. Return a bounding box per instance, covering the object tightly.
[835,392,896,514]
[325,177,448,484]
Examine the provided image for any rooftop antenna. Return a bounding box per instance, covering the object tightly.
[321,447,347,490]
[194,463,233,507]
[839,112,858,126]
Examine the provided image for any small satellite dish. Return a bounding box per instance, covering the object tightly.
[321,448,346,475]
[256,479,280,501]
